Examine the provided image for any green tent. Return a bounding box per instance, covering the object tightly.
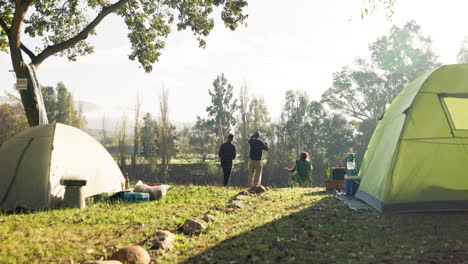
[356,64,468,212]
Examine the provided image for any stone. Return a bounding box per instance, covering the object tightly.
[214,206,235,213]
[249,185,267,194]
[182,218,207,234]
[202,214,215,223]
[234,195,249,200]
[236,191,251,196]
[230,200,245,209]
[110,245,151,264]
[148,230,175,251]
[83,261,123,264]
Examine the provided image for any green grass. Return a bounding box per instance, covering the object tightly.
[1,186,468,263]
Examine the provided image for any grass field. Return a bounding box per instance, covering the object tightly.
[1,186,468,263]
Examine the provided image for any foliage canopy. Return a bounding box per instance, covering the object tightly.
[0,0,248,72]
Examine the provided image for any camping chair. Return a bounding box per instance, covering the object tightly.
[287,171,313,187]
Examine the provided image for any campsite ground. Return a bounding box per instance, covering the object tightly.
[1,186,467,263]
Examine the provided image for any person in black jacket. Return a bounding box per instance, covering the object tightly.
[248,131,269,187]
[218,134,237,186]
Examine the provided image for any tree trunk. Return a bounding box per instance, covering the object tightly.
[18,67,40,127]
[9,2,40,127]
[10,40,39,127]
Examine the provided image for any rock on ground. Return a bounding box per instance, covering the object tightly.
[148,230,175,251]
[202,214,216,223]
[214,206,235,213]
[83,261,123,264]
[182,218,207,234]
[249,185,267,194]
[230,200,245,209]
[234,195,250,200]
[110,245,151,264]
[236,191,251,196]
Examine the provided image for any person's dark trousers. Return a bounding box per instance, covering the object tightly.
[222,167,232,186]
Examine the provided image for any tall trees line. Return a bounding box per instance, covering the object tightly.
[1,20,466,185]
[0,82,85,146]
[125,20,445,184]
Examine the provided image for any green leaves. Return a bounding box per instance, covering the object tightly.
[117,0,247,72]
[361,0,396,20]
[206,73,238,138]
[1,0,247,71]
[323,20,439,122]
[0,0,14,53]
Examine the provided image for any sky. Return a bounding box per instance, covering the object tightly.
[1,0,468,130]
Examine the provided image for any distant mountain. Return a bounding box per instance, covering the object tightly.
[0,96,193,133]
[76,100,102,113]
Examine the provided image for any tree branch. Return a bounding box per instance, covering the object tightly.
[0,17,10,36]
[1,17,38,62]
[20,43,37,61]
[33,0,130,67]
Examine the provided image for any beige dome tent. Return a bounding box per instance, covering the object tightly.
[0,123,124,210]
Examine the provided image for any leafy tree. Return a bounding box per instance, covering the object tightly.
[117,116,128,167]
[73,102,86,129]
[322,59,386,121]
[42,86,57,122]
[321,21,439,161]
[277,90,309,160]
[249,97,271,136]
[156,88,177,174]
[360,0,396,19]
[236,83,250,163]
[206,74,238,147]
[100,114,114,147]
[274,90,355,185]
[176,126,192,160]
[322,21,439,122]
[56,82,71,124]
[457,36,468,64]
[0,0,248,126]
[41,82,85,128]
[190,117,216,162]
[0,103,28,146]
[352,118,377,162]
[132,96,141,168]
[370,21,439,83]
[236,84,271,164]
[140,112,158,167]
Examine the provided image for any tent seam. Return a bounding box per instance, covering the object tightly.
[0,138,34,207]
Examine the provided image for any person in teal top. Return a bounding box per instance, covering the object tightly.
[284,152,313,186]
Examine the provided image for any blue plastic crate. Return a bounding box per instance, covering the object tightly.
[124,192,150,202]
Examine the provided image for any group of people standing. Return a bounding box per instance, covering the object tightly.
[218,131,312,187]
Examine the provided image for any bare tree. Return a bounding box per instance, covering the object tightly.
[132,96,141,168]
[157,88,176,175]
[118,116,128,167]
[75,103,87,129]
[237,83,251,163]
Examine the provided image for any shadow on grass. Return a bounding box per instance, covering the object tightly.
[303,189,329,196]
[1,193,121,215]
[181,196,348,264]
[182,196,468,264]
